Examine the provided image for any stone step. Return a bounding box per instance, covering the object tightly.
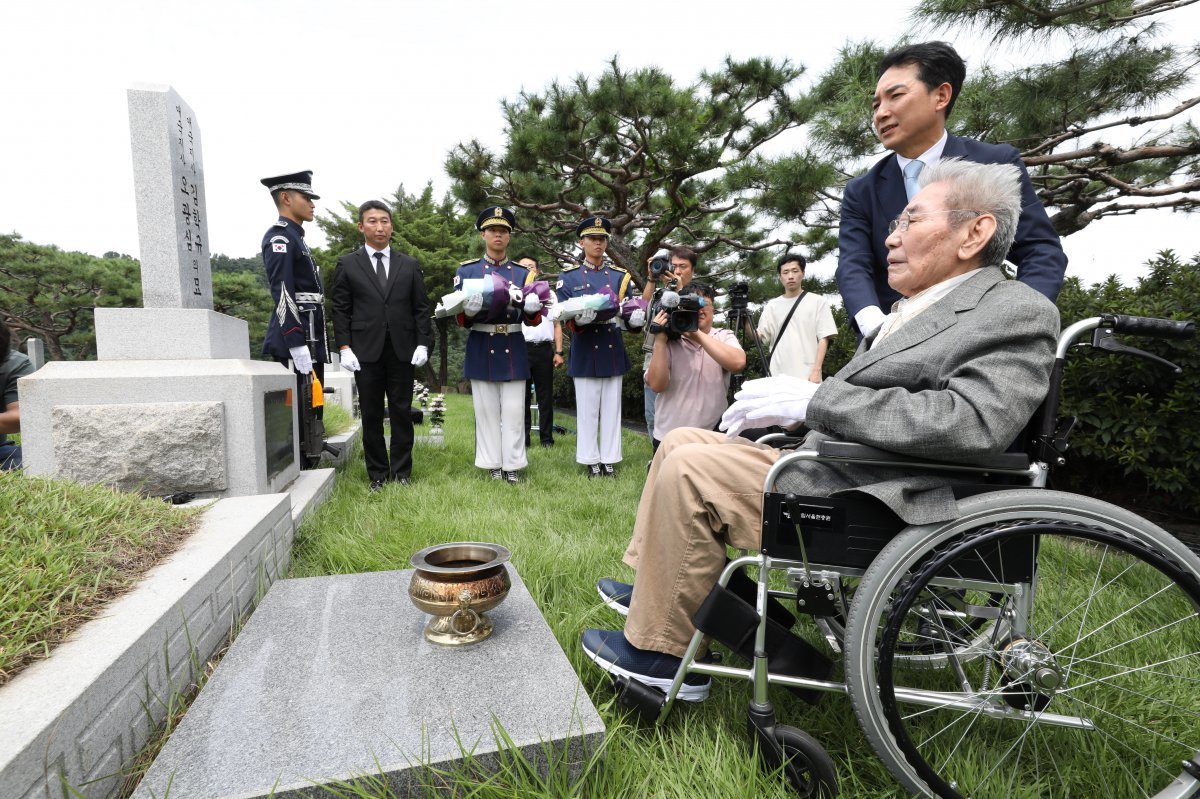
[131,567,605,798]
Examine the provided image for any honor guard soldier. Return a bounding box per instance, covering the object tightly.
[259,170,327,468]
[454,206,545,484]
[556,215,635,478]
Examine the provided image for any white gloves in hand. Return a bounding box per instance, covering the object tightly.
[508,285,524,306]
[411,345,428,367]
[464,293,484,315]
[628,309,646,329]
[719,375,822,437]
[576,308,597,326]
[289,345,313,375]
[339,348,361,372]
[523,294,543,314]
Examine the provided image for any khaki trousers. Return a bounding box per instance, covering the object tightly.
[622,427,781,657]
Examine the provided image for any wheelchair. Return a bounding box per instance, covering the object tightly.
[609,314,1200,799]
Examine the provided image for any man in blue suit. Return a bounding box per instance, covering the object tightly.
[837,41,1067,338]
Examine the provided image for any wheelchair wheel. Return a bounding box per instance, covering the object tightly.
[843,490,1200,799]
[763,724,838,798]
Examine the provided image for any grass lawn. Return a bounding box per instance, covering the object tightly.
[290,393,910,798]
[0,471,197,685]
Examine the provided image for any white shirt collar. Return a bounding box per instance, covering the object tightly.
[365,244,389,260]
[896,129,949,174]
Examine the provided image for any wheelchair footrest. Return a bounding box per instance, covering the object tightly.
[693,583,834,706]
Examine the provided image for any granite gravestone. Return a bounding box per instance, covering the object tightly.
[131,567,606,799]
[20,85,299,497]
[128,85,213,309]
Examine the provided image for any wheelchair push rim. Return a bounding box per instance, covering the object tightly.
[844,490,1200,799]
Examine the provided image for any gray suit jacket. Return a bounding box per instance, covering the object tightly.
[779,267,1059,525]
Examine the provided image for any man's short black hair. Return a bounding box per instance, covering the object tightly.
[0,319,11,355]
[517,254,539,268]
[669,244,698,269]
[878,41,966,120]
[777,252,807,274]
[681,282,716,300]
[357,200,393,223]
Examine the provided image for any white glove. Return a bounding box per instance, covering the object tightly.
[628,309,646,329]
[734,375,822,403]
[508,285,524,306]
[289,345,313,375]
[720,395,811,438]
[523,293,543,314]
[464,293,484,315]
[411,345,428,367]
[576,308,597,326]
[339,347,361,372]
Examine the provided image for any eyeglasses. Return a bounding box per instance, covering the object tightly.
[888,209,982,235]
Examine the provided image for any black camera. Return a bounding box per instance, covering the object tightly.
[648,285,703,339]
[728,280,750,312]
[649,251,673,278]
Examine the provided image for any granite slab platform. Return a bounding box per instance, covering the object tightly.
[131,567,604,798]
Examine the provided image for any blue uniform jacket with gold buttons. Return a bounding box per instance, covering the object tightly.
[454,256,537,382]
[555,260,633,378]
[261,216,326,361]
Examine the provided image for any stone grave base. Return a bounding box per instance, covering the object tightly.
[131,567,605,798]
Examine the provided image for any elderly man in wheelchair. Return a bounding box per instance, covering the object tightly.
[582,159,1200,799]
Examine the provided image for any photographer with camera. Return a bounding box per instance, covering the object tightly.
[754,252,837,383]
[640,246,696,441]
[645,283,745,451]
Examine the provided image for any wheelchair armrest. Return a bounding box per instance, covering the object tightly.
[816,441,1031,472]
[756,432,806,449]
[764,440,1041,493]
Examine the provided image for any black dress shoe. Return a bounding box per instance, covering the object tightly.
[368,479,386,493]
[586,463,602,479]
[395,477,411,486]
[601,463,617,478]
[540,440,554,448]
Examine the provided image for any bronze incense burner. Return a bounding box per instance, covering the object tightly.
[408,542,512,646]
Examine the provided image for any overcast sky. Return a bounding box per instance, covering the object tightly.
[1,0,1197,289]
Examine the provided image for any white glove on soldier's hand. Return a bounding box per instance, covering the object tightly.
[289,345,313,375]
[523,294,543,314]
[576,308,597,326]
[411,345,428,367]
[628,309,646,329]
[508,285,524,306]
[464,293,484,315]
[339,348,361,372]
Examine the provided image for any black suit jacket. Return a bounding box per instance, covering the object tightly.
[836,134,1067,331]
[330,247,433,363]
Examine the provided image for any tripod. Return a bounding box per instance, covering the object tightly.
[725,292,771,396]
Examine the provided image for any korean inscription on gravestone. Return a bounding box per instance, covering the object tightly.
[127,85,214,310]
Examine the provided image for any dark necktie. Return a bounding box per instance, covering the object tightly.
[373,252,386,285]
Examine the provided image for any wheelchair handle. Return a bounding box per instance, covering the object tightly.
[1104,313,1195,340]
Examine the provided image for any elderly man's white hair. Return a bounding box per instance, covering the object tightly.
[917,158,1022,268]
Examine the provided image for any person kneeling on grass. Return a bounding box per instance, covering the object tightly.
[581,158,1060,700]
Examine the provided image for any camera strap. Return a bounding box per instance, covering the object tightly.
[766,290,806,369]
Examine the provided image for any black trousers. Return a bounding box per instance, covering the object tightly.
[524,341,555,444]
[356,340,415,481]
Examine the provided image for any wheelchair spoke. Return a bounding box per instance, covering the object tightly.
[848,506,1200,799]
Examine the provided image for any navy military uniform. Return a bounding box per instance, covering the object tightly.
[259,171,326,467]
[556,215,634,475]
[455,206,543,481]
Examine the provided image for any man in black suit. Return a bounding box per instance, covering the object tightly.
[330,200,433,492]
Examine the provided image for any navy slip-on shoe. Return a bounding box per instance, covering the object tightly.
[581,629,710,702]
[596,578,632,617]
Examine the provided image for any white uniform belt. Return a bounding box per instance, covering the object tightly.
[472,323,520,334]
[295,292,324,303]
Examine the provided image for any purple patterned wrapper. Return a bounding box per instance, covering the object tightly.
[592,286,620,322]
[522,280,552,309]
[620,296,649,326]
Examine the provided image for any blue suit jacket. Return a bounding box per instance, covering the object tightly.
[836,135,1067,332]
